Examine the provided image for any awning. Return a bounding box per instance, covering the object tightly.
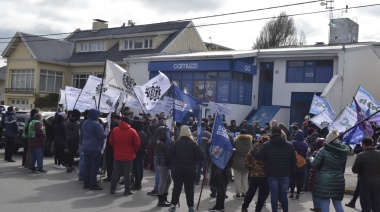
[247,106,281,127]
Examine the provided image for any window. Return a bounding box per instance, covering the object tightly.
[78,41,104,52]
[72,74,90,89]
[123,38,152,50]
[10,69,35,90]
[39,70,63,93]
[286,60,333,83]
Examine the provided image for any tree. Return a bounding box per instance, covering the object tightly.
[34,93,59,109]
[253,11,298,49]
[299,30,307,46]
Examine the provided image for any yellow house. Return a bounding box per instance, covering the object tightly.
[1,19,207,110]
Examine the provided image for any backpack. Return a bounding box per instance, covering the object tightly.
[295,151,306,168]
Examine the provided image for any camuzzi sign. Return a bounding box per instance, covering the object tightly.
[173,63,198,69]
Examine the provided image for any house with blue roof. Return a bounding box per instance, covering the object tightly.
[1,19,207,109]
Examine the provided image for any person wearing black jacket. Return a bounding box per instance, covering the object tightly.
[167,125,204,212]
[131,116,148,190]
[251,126,296,212]
[53,114,66,169]
[103,114,120,182]
[65,109,80,173]
[155,126,171,207]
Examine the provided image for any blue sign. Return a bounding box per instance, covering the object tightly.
[148,60,230,71]
[233,61,257,75]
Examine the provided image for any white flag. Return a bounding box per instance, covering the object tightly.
[310,110,333,129]
[125,95,141,109]
[133,71,171,111]
[95,88,121,113]
[104,60,136,96]
[65,86,82,111]
[329,106,357,133]
[209,101,232,117]
[82,75,103,96]
[59,89,66,105]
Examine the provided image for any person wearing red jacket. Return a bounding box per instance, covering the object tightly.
[109,116,141,196]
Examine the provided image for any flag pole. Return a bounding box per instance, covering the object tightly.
[73,89,83,110]
[196,109,218,210]
[331,106,345,123]
[350,84,362,108]
[97,57,108,110]
[329,106,380,143]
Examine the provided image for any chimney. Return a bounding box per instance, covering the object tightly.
[92,19,108,31]
[329,18,359,45]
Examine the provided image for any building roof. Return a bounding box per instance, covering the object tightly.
[1,32,75,64]
[0,66,6,81]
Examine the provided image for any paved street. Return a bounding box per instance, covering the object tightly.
[0,149,361,212]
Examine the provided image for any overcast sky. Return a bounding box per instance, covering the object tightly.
[1,0,380,67]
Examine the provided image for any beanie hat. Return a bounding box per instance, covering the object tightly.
[326,129,338,143]
[179,125,192,137]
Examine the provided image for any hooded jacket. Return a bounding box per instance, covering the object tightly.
[109,121,140,161]
[251,133,296,177]
[80,109,107,152]
[53,115,66,148]
[310,141,349,200]
[291,130,309,172]
[232,134,252,172]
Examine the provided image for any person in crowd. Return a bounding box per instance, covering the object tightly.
[241,134,270,212]
[28,113,47,173]
[131,116,148,191]
[187,117,196,129]
[81,109,108,190]
[250,126,296,212]
[227,120,240,134]
[53,113,66,169]
[65,109,81,173]
[147,117,158,173]
[22,109,39,168]
[252,121,261,134]
[345,143,363,208]
[155,126,172,207]
[288,123,299,141]
[307,138,325,212]
[302,115,311,138]
[289,130,308,200]
[167,125,204,212]
[103,114,120,182]
[78,110,89,181]
[232,129,252,199]
[240,120,254,135]
[193,121,211,186]
[21,113,30,166]
[310,129,349,212]
[208,141,234,212]
[263,122,271,135]
[304,128,319,191]
[271,120,278,129]
[109,116,140,195]
[278,123,290,140]
[147,118,165,196]
[202,118,212,133]
[3,106,18,162]
[352,137,380,212]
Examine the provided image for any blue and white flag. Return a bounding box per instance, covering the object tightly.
[309,94,335,119]
[342,126,364,146]
[310,110,333,129]
[173,86,198,123]
[209,111,233,169]
[353,98,374,137]
[351,85,380,116]
[209,101,232,118]
[329,106,357,133]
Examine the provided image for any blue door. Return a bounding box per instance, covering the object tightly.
[258,62,274,107]
[290,92,321,126]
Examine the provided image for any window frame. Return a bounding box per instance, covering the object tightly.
[78,41,105,52]
[39,69,63,93]
[10,69,35,90]
[72,73,90,89]
[286,60,334,83]
[123,38,153,50]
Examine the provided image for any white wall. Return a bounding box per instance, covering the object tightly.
[126,62,150,85]
[272,108,290,127]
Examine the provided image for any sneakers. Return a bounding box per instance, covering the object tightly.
[131,185,142,190]
[57,164,65,169]
[209,208,225,212]
[36,169,47,174]
[234,194,242,199]
[345,201,355,208]
[168,204,176,212]
[188,207,195,212]
[53,164,58,168]
[124,190,134,196]
[147,189,158,196]
[310,208,322,211]
[289,194,294,199]
[241,193,246,198]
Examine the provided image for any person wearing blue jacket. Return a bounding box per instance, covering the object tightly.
[3,106,18,162]
[289,130,308,200]
[81,109,108,190]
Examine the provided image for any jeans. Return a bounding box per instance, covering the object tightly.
[311,192,321,209]
[133,158,144,187]
[360,184,380,212]
[78,146,84,178]
[242,177,270,211]
[29,148,43,170]
[267,176,289,212]
[83,150,101,187]
[234,169,248,194]
[5,137,16,161]
[171,164,196,207]
[154,156,160,192]
[110,160,133,192]
[157,165,171,195]
[319,199,344,212]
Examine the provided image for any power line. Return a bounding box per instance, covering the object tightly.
[0,3,379,45]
